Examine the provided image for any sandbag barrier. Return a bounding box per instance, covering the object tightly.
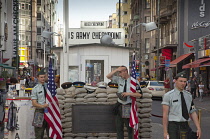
[56,87,153,139]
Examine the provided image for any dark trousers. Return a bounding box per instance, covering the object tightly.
[168,121,189,139]
[34,109,52,139]
[191,88,196,99]
[116,105,133,139]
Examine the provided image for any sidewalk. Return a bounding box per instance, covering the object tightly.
[194,95,210,112]
[151,96,210,139]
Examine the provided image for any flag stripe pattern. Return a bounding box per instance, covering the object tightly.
[129,53,139,139]
[45,59,62,139]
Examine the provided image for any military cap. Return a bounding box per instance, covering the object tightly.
[37,68,46,76]
[175,71,187,78]
[73,81,85,88]
[97,82,108,89]
[108,82,118,88]
[61,82,72,89]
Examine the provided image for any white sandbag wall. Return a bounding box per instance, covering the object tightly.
[56,87,152,139]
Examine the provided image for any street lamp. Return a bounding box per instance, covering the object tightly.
[128,22,157,46]
[128,22,157,77]
[41,30,60,67]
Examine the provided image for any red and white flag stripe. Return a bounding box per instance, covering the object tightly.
[129,53,139,139]
[45,89,62,139]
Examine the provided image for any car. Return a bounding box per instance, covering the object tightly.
[145,81,165,97]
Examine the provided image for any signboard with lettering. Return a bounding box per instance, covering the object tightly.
[68,28,125,45]
[12,0,19,68]
[188,0,210,40]
[81,21,108,29]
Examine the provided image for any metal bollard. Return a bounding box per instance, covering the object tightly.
[198,109,201,125]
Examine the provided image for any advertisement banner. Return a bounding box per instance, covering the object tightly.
[162,49,172,60]
[159,56,166,65]
[188,0,210,40]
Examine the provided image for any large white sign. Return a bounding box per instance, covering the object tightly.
[68,28,125,45]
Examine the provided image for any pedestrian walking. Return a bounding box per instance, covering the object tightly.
[106,66,142,139]
[188,77,198,99]
[198,82,204,102]
[162,71,201,139]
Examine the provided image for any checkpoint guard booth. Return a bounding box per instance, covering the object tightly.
[52,43,132,85]
[52,27,132,85]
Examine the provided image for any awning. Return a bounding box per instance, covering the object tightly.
[0,63,15,69]
[182,57,210,69]
[170,53,193,67]
[2,58,9,63]
[200,62,210,67]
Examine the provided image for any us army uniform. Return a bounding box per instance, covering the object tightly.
[31,69,51,139]
[112,76,142,139]
[162,88,196,138]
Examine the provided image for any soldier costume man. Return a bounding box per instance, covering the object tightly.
[31,68,52,139]
[106,66,142,139]
[162,71,201,139]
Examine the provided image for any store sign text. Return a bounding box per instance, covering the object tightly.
[191,21,210,29]
[199,0,205,17]
[13,0,19,57]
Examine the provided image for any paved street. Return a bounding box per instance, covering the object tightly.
[151,96,210,139]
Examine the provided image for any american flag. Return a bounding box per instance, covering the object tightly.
[45,59,62,139]
[129,53,139,139]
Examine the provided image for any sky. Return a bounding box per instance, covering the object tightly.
[57,0,118,28]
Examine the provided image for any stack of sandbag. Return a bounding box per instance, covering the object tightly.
[106,87,118,104]
[62,86,76,138]
[137,88,153,139]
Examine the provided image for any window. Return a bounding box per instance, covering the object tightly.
[145,0,151,9]
[37,0,41,5]
[125,34,128,39]
[37,13,41,20]
[123,11,128,15]
[25,4,28,10]
[123,23,127,27]
[145,16,151,23]
[37,27,41,35]
[145,38,150,53]
[37,42,41,48]
[21,4,25,9]
[85,60,104,84]
[69,66,79,82]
